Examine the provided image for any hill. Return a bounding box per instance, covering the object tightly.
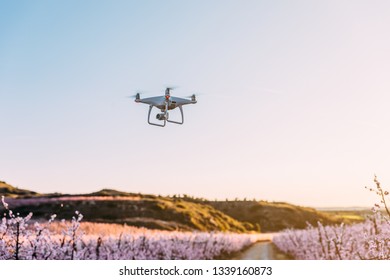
[8,194,252,232]
[203,200,345,232]
[0,180,39,197]
[0,180,352,233]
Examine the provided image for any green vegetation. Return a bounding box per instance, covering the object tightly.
[1,180,361,233]
[88,189,140,197]
[7,196,251,232]
[203,200,347,232]
[0,181,39,197]
[320,210,367,223]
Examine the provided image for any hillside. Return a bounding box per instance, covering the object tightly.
[205,200,345,232]
[0,180,352,233]
[7,195,253,232]
[0,181,39,197]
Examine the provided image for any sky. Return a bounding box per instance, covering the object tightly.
[1,0,390,207]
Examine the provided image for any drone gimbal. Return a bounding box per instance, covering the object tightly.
[147,102,184,127]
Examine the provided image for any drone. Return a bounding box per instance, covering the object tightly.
[133,87,197,127]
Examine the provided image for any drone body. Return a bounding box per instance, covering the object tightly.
[134,88,197,127]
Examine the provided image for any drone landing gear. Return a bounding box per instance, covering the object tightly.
[148,105,166,127]
[147,105,184,127]
[167,106,184,125]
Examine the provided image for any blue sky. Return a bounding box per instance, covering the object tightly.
[1,1,390,207]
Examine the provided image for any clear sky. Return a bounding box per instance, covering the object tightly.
[1,0,390,207]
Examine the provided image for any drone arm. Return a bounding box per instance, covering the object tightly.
[167,106,184,125]
[147,105,166,127]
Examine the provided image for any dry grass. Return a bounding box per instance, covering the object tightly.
[46,221,146,235]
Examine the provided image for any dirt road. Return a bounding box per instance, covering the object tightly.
[232,241,290,260]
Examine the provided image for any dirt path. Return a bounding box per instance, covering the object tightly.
[231,241,290,260]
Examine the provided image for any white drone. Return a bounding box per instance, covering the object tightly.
[133,87,197,127]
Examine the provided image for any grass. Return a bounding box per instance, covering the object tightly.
[0,181,38,198]
[1,180,354,233]
[204,200,349,232]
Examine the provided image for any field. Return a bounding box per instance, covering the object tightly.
[0,197,268,260]
[273,215,390,260]
[273,178,390,260]
[1,178,389,260]
[1,181,349,233]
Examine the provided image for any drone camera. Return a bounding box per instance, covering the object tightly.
[156,113,167,121]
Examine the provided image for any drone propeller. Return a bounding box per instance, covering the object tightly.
[179,94,197,102]
[165,85,179,90]
[184,93,199,98]
[165,86,178,96]
[127,92,141,99]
